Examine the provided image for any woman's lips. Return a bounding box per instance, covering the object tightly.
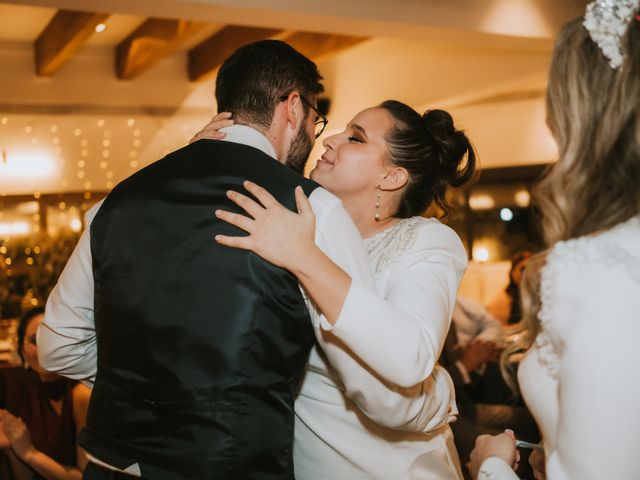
[317,156,334,166]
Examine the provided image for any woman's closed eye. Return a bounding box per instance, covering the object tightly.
[348,135,364,143]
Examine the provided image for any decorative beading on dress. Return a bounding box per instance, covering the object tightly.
[364,217,439,274]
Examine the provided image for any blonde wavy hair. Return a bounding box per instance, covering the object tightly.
[501,14,640,392]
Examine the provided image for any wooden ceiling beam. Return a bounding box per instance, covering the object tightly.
[188,27,368,82]
[116,18,206,80]
[35,10,109,77]
[187,25,282,82]
[281,32,368,60]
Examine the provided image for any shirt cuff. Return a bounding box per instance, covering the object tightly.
[478,456,515,479]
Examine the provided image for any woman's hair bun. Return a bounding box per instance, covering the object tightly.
[422,109,455,139]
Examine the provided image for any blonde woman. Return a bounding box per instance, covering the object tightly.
[470,1,640,478]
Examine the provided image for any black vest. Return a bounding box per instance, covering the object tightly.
[80,140,319,479]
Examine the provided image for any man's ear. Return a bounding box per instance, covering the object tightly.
[380,166,409,191]
[282,92,302,130]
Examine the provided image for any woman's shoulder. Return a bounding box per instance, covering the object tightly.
[404,217,467,261]
[544,215,640,285]
[365,216,466,275]
[538,215,640,364]
[0,366,37,386]
[0,367,38,410]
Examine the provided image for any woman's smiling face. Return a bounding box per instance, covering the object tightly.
[310,107,394,200]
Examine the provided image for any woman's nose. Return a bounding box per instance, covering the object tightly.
[323,134,338,150]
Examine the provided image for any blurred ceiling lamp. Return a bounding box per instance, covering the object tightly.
[0,222,30,237]
[500,207,514,222]
[16,201,39,215]
[69,218,82,232]
[472,246,490,263]
[514,189,531,207]
[0,151,57,178]
[95,23,107,33]
[469,194,495,210]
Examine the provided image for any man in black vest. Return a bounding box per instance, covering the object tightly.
[39,40,372,479]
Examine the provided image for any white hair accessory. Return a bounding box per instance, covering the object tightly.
[583,0,640,69]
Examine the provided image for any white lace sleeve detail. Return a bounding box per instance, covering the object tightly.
[537,216,640,378]
[363,217,439,275]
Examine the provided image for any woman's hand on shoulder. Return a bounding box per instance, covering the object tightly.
[190,112,234,143]
[470,430,519,479]
[215,181,317,271]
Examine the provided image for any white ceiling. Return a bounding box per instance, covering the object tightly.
[0,0,588,197]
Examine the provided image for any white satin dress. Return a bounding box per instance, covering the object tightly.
[294,217,468,479]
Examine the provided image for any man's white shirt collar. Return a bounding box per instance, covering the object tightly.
[219,124,277,160]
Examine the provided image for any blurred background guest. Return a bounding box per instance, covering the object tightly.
[442,297,539,479]
[0,307,90,480]
[487,251,532,326]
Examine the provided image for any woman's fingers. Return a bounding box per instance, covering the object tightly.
[243,181,280,209]
[226,190,264,219]
[214,234,253,251]
[294,186,313,215]
[190,131,226,143]
[215,209,255,233]
[190,112,234,143]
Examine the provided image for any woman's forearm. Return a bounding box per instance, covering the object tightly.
[20,448,82,480]
[7,448,35,480]
[291,244,352,325]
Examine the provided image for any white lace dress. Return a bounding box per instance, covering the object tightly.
[479,215,640,479]
[294,217,468,479]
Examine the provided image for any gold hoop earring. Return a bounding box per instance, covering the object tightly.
[375,184,381,222]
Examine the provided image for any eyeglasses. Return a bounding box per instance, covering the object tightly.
[279,94,328,139]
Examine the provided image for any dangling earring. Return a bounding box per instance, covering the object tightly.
[375,184,381,222]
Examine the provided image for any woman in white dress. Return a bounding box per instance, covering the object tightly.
[208,102,476,478]
[469,1,640,478]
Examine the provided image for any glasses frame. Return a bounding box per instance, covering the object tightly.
[279,94,328,139]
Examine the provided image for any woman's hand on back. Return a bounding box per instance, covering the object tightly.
[215,181,317,272]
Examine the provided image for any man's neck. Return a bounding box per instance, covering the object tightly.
[219,124,279,161]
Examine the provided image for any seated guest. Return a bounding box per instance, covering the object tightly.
[487,251,532,325]
[442,302,539,478]
[0,307,90,479]
[453,296,503,348]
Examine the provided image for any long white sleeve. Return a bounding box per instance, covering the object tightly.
[307,198,460,431]
[544,265,640,479]
[38,201,103,386]
[321,221,467,388]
